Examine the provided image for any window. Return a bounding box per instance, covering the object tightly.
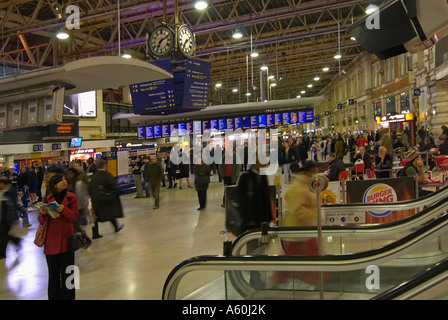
[400,92,410,113]
[385,58,394,83]
[386,96,396,115]
[372,63,381,88]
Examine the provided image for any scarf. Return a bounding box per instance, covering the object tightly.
[52,189,67,205]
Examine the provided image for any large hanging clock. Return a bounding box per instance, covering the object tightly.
[147,25,175,59]
[177,24,196,57]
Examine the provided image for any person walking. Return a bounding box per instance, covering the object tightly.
[0,177,21,260]
[37,174,79,300]
[145,155,164,210]
[89,160,124,239]
[193,159,211,210]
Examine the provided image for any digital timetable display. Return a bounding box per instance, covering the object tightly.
[140,109,315,139]
[146,126,153,138]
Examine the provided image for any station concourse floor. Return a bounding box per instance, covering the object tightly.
[0,176,227,300]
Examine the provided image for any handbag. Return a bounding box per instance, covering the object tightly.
[68,230,92,252]
[34,217,48,247]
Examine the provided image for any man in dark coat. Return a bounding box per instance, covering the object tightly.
[88,160,124,239]
[326,153,346,181]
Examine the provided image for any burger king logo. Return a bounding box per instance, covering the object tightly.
[363,184,397,217]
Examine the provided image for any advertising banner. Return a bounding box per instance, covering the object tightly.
[346,176,417,224]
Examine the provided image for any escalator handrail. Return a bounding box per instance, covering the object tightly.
[162,211,448,300]
[372,257,448,300]
[232,195,448,255]
[320,182,448,213]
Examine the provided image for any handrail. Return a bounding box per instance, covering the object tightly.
[232,194,448,255]
[373,257,448,300]
[162,211,448,300]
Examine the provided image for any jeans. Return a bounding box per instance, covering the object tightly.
[45,251,75,300]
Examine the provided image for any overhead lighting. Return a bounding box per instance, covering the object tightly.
[246,92,251,96]
[250,51,259,58]
[366,4,378,14]
[334,53,342,60]
[322,67,330,72]
[122,51,131,59]
[232,88,238,92]
[268,75,275,80]
[350,36,357,41]
[215,82,222,88]
[56,30,69,39]
[232,30,243,39]
[270,83,277,87]
[314,76,320,81]
[296,95,302,98]
[307,84,313,88]
[260,65,268,71]
[194,1,208,10]
[301,90,306,94]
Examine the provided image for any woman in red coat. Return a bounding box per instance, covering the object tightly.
[38,174,79,300]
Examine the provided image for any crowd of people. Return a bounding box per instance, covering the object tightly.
[1,123,448,298]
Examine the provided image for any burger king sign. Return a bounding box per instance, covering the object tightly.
[363,184,398,217]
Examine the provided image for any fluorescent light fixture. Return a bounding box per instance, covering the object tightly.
[314,76,320,81]
[296,95,302,98]
[307,84,313,88]
[260,65,268,71]
[334,53,342,60]
[250,51,259,57]
[232,30,243,39]
[322,67,330,72]
[301,90,306,94]
[56,30,69,39]
[122,51,131,59]
[246,92,251,96]
[215,82,222,88]
[195,1,208,10]
[350,36,357,41]
[270,83,277,87]
[268,75,274,80]
[232,88,238,92]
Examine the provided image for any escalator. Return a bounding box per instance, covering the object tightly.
[232,184,448,256]
[163,202,448,300]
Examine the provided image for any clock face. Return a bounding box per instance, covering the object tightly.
[177,25,196,57]
[148,25,175,58]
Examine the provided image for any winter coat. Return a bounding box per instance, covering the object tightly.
[193,164,211,191]
[38,191,79,255]
[145,162,164,187]
[89,170,124,222]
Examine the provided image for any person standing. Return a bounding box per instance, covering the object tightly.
[165,152,178,189]
[37,174,79,300]
[193,159,211,211]
[34,162,44,202]
[281,138,300,184]
[131,156,144,198]
[0,177,21,260]
[141,156,151,198]
[145,155,164,210]
[219,151,241,208]
[89,160,124,239]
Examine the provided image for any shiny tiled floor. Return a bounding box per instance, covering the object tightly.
[0,176,227,300]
